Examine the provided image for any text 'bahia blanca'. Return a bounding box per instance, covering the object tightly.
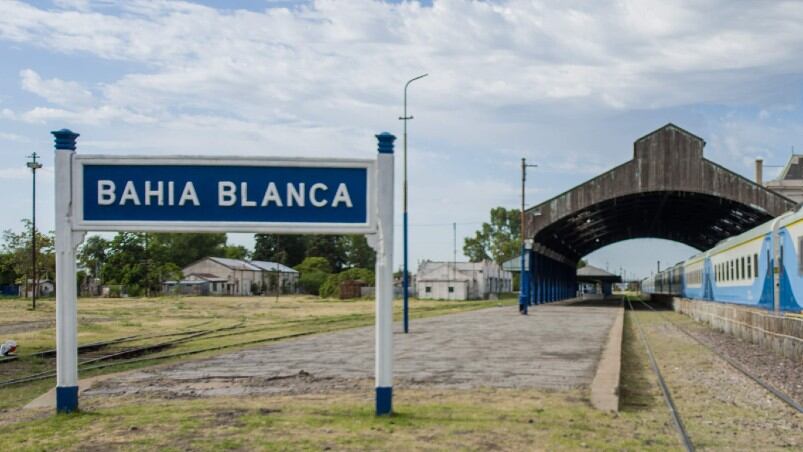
[96,180,353,208]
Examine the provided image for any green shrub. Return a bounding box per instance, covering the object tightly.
[319,268,374,299]
[294,257,332,274]
[126,284,143,297]
[298,271,329,295]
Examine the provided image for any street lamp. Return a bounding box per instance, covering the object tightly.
[520,158,538,315]
[27,152,43,310]
[399,73,428,334]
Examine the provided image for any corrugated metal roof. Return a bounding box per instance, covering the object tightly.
[577,264,618,278]
[208,257,261,271]
[249,260,299,273]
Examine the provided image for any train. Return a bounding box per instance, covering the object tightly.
[642,206,803,312]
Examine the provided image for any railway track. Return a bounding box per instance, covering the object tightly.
[0,323,246,388]
[626,294,803,451]
[0,315,373,390]
[625,297,695,452]
[636,297,803,414]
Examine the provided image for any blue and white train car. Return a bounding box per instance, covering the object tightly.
[642,208,803,313]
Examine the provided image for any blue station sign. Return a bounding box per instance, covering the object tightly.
[72,156,376,234]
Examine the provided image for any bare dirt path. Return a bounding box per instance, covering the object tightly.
[85,301,621,399]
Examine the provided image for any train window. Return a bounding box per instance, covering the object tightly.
[730,260,734,280]
[747,256,752,280]
[741,257,745,280]
[800,238,803,274]
[755,253,759,278]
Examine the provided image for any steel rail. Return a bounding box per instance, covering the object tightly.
[638,298,803,414]
[626,298,695,452]
[0,318,361,389]
[0,323,246,388]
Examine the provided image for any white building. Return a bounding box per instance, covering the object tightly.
[165,257,299,296]
[416,260,512,300]
[761,155,803,202]
[20,279,55,298]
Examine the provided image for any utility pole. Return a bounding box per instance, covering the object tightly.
[399,73,428,333]
[27,152,43,310]
[520,158,538,314]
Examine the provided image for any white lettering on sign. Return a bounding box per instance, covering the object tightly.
[219,181,236,206]
[144,181,163,206]
[94,180,353,209]
[332,183,353,207]
[178,182,199,206]
[241,182,257,207]
[98,180,116,205]
[261,182,282,207]
[287,183,304,207]
[310,183,328,207]
[120,181,141,206]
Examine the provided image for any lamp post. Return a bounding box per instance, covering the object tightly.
[399,73,428,334]
[520,158,538,315]
[27,152,43,310]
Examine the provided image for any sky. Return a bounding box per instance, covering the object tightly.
[1,0,803,279]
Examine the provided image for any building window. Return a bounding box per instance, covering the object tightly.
[425,286,431,293]
[448,286,454,293]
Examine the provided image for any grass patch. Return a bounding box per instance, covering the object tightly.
[1,388,684,451]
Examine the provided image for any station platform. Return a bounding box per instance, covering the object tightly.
[47,299,625,408]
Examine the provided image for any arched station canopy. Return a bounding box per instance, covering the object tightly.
[525,124,797,263]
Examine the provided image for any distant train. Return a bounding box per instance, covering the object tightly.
[642,207,803,312]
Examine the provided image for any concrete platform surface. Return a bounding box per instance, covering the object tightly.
[82,301,621,399]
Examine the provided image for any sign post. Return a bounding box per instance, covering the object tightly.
[52,129,396,415]
[53,129,83,413]
[373,132,395,415]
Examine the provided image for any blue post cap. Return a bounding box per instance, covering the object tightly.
[51,129,80,151]
[376,132,396,154]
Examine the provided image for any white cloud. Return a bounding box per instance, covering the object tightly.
[20,69,93,106]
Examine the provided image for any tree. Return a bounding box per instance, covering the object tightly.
[149,233,227,268]
[341,235,375,269]
[78,235,110,281]
[463,207,521,264]
[223,245,250,260]
[101,233,147,290]
[0,252,18,286]
[253,234,306,267]
[306,235,346,272]
[577,259,587,269]
[1,220,55,297]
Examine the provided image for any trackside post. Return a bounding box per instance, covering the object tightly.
[374,132,396,415]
